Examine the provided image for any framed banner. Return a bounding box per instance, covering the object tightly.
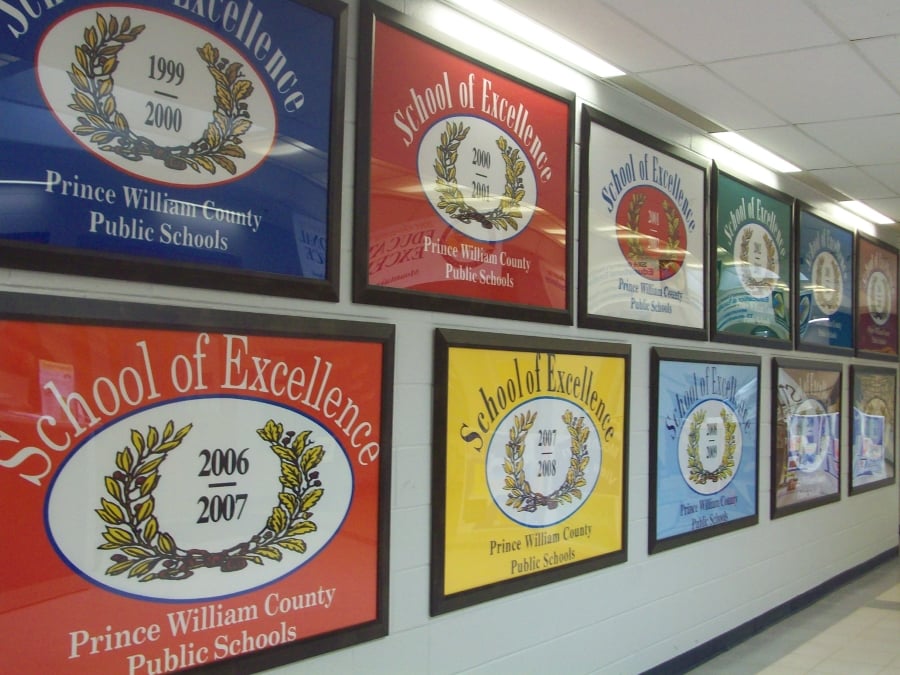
[855,233,899,360]
[431,329,628,614]
[0,294,392,673]
[771,357,842,519]
[578,105,709,339]
[649,348,760,554]
[354,1,574,324]
[795,205,854,355]
[849,365,897,495]
[713,169,793,348]
[0,0,346,300]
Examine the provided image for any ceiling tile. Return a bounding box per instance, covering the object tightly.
[801,115,900,165]
[709,45,900,123]
[808,167,894,199]
[738,126,849,170]
[502,0,690,72]
[861,163,900,193]
[861,196,900,222]
[810,0,900,39]
[601,0,840,62]
[637,66,784,129]
[855,35,900,89]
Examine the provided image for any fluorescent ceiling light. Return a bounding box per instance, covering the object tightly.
[839,200,894,225]
[711,132,801,173]
[444,0,624,78]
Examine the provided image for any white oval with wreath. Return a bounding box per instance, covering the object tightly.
[417,115,538,243]
[485,397,601,528]
[46,397,353,602]
[734,222,779,299]
[37,6,276,186]
[866,269,892,326]
[811,250,843,316]
[677,399,742,495]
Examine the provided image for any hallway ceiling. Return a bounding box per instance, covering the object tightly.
[507,0,900,224]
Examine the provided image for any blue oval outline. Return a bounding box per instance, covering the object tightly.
[43,394,354,604]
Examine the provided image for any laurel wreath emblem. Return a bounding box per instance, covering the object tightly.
[67,12,253,175]
[433,120,526,231]
[503,409,590,512]
[96,419,324,581]
[685,408,737,485]
[621,194,684,271]
[739,228,777,289]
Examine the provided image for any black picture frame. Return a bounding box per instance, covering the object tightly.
[578,105,710,340]
[649,347,761,554]
[849,364,897,495]
[0,0,347,302]
[855,232,899,361]
[0,292,393,673]
[354,0,575,324]
[431,328,629,614]
[712,167,794,349]
[794,203,855,356]
[771,357,842,519]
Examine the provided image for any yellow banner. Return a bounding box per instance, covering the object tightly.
[444,346,626,595]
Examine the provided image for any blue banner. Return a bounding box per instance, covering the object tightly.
[655,359,758,542]
[797,211,853,350]
[0,0,340,286]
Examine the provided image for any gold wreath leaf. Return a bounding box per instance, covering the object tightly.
[198,43,218,65]
[146,425,159,450]
[96,13,108,37]
[300,445,324,474]
[68,67,89,90]
[212,154,237,175]
[278,538,307,554]
[292,429,311,454]
[300,488,323,512]
[108,14,118,34]
[173,423,192,442]
[279,492,298,513]
[162,419,174,441]
[115,448,133,472]
[280,472,300,491]
[95,507,120,525]
[154,442,181,455]
[287,521,317,536]
[215,88,233,112]
[136,497,154,522]
[129,560,154,578]
[91,131,112,144]
[256,546,282,561]
[260,420,282,443]
[272,444,294,463]
[131,428,145,453]
[225,61,242,83]
[233,79,253,101]
[85,26,97,48]
[105,476,123,501]
[504,476,516,489]
[137,456,164,475]
[100,57,116,76]
[282,462,300,484]
[219,144,246,159]
[268,506,287,532]
[140,472,158,497]
[106,560,134,576]
[73,125,94,135]
[195,155,216,174]
[74,45,88,71]
[143,515,158,541]
[120,16,131,32]
[122,546,149,558]
[204,121,222,148]
[157,532,176,554]
[100,497,125,521]
[103,526,134,545]
[209,66,229,88]
[72,91,96,113]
